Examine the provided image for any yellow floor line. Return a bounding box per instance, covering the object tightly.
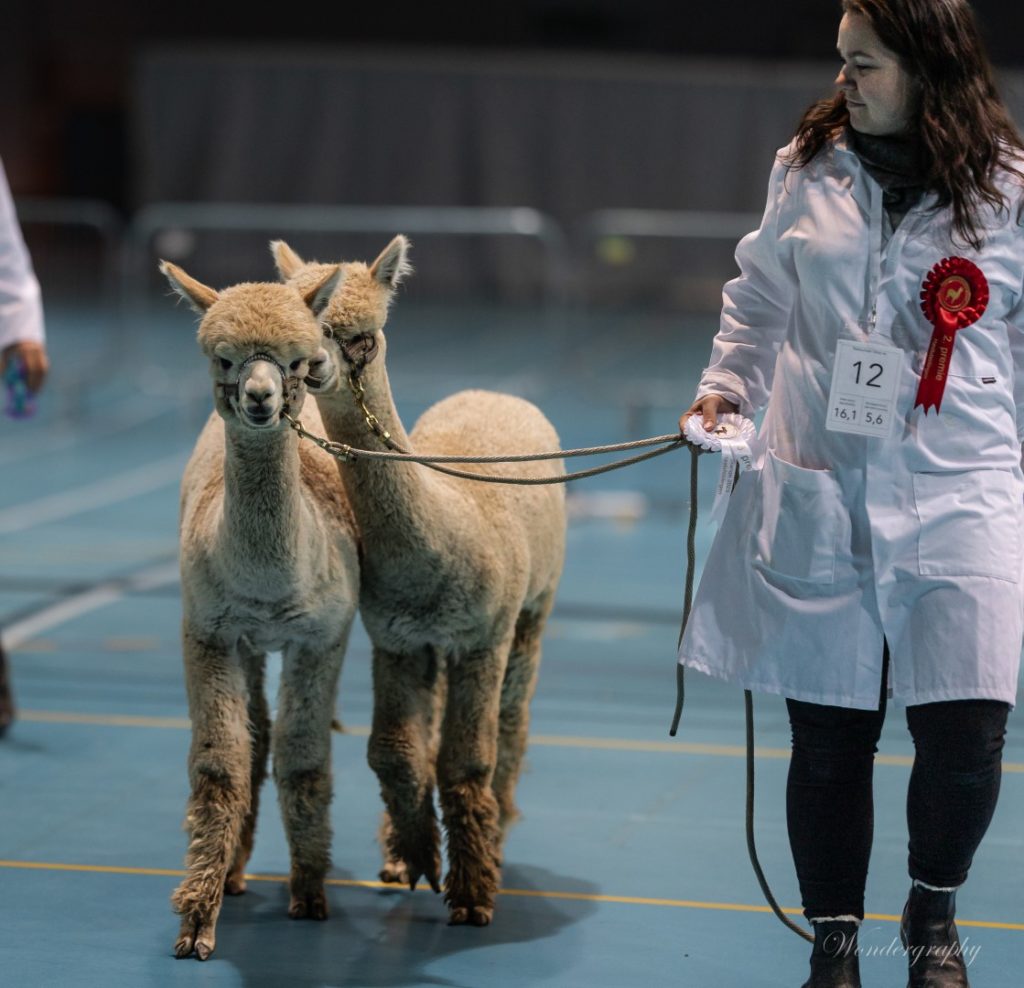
[15,710,1024,772]
[20,710,193,729]
[0,859,1019,930]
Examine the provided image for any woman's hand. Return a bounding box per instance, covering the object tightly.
[1,341,49,394]
[678,394,739,434]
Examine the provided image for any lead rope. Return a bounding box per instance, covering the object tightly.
[284,371,688,485]
[670,446,811,943]
[669,446,701,734]
[746,691,813,942]
[301,365,809,938]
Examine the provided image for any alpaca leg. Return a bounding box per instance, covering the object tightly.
[378,656,448,885]
[438,646,506,927]
[273,640,345,920]
[367,646,442,893]
[377,811,409,886]
[172,631,251,961]
[493,607,547,836]
[226,643,269,896]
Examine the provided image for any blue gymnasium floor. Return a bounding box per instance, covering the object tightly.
[1,292,1022,988]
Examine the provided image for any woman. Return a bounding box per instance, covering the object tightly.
[677,2,1022,986]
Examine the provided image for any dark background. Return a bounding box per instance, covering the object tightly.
[5,0,1024,206]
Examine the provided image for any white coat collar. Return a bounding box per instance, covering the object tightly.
[831,130,875,218]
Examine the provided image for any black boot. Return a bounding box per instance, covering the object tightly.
[801,919,861,988]
[0,642,13,737]
[900,884,970,987]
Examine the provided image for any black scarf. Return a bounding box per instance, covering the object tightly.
[847,127,927,229]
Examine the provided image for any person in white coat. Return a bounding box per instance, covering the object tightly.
[0,155,48,736]
[678,2,1021,986]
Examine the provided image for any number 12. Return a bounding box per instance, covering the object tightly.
[852,361,883,387]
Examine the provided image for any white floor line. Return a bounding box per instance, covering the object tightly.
[0,452,189,535]
[1,560,180,649]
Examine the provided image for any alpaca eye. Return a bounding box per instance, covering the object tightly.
[219,358,232,371]
[290,359,304,371]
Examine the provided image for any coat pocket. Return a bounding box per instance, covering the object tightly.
[752,449,849,584]
[913,469,1021,582]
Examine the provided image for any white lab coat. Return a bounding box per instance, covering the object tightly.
[678,133,1024,709]
[0,157,45,352]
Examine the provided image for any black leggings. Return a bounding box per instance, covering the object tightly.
[786,675,1009,920]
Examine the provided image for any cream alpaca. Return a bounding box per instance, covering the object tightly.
[162,262,360,960]
[274,236,567,926]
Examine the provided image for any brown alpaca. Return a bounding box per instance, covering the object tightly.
[273,236,567,926]
[161,262,360,960]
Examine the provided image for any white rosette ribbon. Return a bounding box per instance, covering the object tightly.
[684,412,757,523]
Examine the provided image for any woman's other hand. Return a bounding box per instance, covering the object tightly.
[1,341,49,394]
[678,394,739,434]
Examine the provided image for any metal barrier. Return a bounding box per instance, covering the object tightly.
[123,202,574,311]
[574,208,761,314]
[578,208,761,245]
[14,196,125,300]
[14,198,759,306]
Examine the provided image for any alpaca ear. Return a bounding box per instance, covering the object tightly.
[159,261,219,313]
[302,265,343,316]
[369,235,412,289]
[270,240,306,280]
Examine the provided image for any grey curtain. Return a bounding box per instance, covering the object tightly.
[132,47,1024,302]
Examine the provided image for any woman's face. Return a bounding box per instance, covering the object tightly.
[835,12,916,136]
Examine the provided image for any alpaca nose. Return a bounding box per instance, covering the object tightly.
[308,347,332,381]
[244,370,278,406]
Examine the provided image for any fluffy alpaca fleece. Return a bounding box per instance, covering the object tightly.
[273,237,567,926]
[161,262,360,960]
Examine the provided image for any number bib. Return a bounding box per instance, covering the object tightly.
[825,339,904,438]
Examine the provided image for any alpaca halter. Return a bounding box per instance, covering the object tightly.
[323,330,391,446]
[219,351,303,416]
[332,332,380,377]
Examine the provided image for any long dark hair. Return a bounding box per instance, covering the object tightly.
[786,0,1024,249]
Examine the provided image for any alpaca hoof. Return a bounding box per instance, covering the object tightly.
[174,919,216,960]
[379,861,410,886]
[407,868,442,894]
[224,874,247,895]
[448,904,493,927]
[401,845,442,893]
[288,889,328,920]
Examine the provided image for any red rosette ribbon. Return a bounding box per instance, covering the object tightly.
[915,257,988,413]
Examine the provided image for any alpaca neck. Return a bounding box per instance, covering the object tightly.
[221,422,305,569]
[340,360,414,452]
[318,362,451,539]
